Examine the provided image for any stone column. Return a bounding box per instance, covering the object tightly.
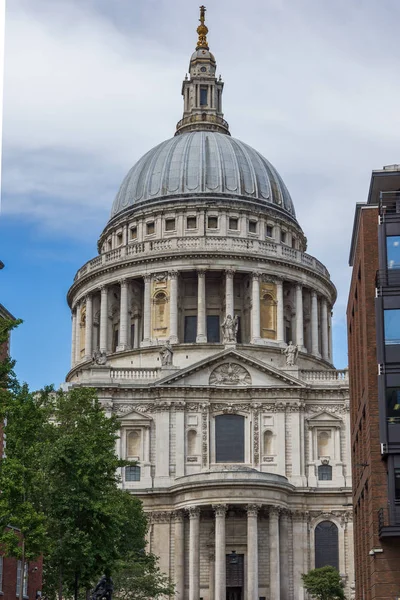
[99,286,108,353]
[321,298,329,360]
[84,294,93,360]
[188,506,200,600]
[75,302,82,363]
[142,274,152,345]
[174,511,185,600]
[225,270,235,317]
[276,279,284,343]
[247,504,259,600]
[117,279,129,351]
[328,307,333,362]
[269,507,281,600]
[251,273,261,343]
[169,271,179,343]
[214,505,227,600]
[280,510,291,600]
[71,309,77,366]
[295,284,304,350]
[292,512,307,600]
[311,291,320,357]
[196,270,207,343]
[133,313,141,348]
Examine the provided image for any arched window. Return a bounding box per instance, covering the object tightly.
[215,414,245,463]
[127,430,141,458]
[318,464,332,481]
[187,430,197,456]
[318,431,330,457]
[263,430,273,456]
[125,465,141,482]
[153,291,168,332]
[261,293,277,338]
[315,521,339,570]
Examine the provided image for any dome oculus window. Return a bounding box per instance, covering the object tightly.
[207,216,218,229]
[186,217,197,230]
[165,218,176,232]
[146,222,155,235]
[229,218,238,231]
[248,220,257,234]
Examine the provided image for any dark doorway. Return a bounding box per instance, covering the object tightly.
[226,587,242,600]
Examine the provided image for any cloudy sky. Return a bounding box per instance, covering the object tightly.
[1,0,399,389]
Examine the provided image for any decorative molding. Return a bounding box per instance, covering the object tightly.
[149,511,171,524]
[202,409,208,467]
[246,504,261,517]
[213,504,228,518]
[172,510,185,523]
[254,410,260,464]
[153,272,168,283]
[187,456,198,462]
[187,506,201,519]
[269,506,280,519]
[209,363,252,386]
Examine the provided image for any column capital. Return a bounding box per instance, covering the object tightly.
[225,269,235,279]
[311,289,318,299]
[187,506,201,519]
[84,293,92,302]
[172,509,185,523]
[197,269,206,278]
[100,285,108,294]
[143,274,152,283]
[268,505,281,519]
[280,508,292,520]
[246,504,261,517]
[119,277,128,287]
[213,504,228,517]
[296,283,302,291]
[251,271,261,281]
[169,270,179,280]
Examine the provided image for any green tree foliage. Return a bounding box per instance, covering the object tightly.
[302,566,345,600]
[113,553,175,600]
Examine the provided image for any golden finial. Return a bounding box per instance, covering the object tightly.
[196,5,209,50]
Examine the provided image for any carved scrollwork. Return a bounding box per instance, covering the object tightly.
[209,363,251,386]
[187,506,201,519]
[246,504,261,517]
[213,504,228,517]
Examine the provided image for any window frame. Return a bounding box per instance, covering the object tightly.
[186,216,197,230]
[318,464,333,481]
[125,465,141,482]
[215,414,245,463]
[229,217,239,231]
[146,221,155,236]
[314,520,339,570]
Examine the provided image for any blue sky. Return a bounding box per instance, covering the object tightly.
[2,0,400,389]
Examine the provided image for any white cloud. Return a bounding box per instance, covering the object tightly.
[3,0,400,366]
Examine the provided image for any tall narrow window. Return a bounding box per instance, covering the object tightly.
[215,414,245,462]
[387,236,400,269]
[207,315,220,342]
[16,561,22,597]
[200,87,208,106]
[315,521,339,570]
[127,430,141,458]
[184,316,197,343]
[187,430,198,455]
[23,563,28,597]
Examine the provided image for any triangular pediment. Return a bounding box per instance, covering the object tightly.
[115,406,153,423]
[156,349,305,388]
[307,411,343,426]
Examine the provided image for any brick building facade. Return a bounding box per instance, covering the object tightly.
[348,165,400,600]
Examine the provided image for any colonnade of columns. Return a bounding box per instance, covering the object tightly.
[173,504,292,600]
[71,270,333,366]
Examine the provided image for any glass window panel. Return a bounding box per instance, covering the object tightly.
[130,227,137,240]
[125,466,141,481]
[208,216,218,229]
[266,225,273,238]
[387,388,400,423]
[207,315,220,342]
[387,236,400,269]
[229,218,238,230]
[384,309,400,344]
[200,87,208,106]
[318,464,332,480]
[249,221,257,234]
[215,414,245,462]
[395,469,400,501]
[187,217,197,229]
[146,222,155,235]
[315,521,339,570]
[165,218,176,231]
[184,316,197,343]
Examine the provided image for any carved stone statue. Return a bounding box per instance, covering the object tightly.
[92,350,107,366]
[282,341,298,366]
[90,575,113,600]
[221,314,238,343]
[160,340,173,366]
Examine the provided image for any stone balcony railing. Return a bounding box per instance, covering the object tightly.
[73,237,330,282]
[299,369,348,383]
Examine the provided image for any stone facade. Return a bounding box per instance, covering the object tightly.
[66,9,354,599]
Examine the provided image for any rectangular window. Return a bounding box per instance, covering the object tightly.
[387,236,400,269]
[113,327,119,352]
[207,315,220,342]
[165,218,176,231]
[125,465,141,481]
[130,323,135,348]
[184,315,197,343]
[200,87,208,106]
[130,226,137,240]
[229,218,238,230]
[387,388,400,423]
[187,217,197,230]
[215,414,245,462]
[281,231,287,244]
[146,222,155,235]
[266,225,273,238]
[207,216,218,229]
[292,237,296,249]
[384,309,400,345]
[248,221,257,234]
[16,561,22,597]
[117,232,123,246]
[395,469,400,501]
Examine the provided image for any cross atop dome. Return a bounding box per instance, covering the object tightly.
[175,5,230,136]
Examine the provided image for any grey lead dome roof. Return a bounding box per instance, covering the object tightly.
[110,131,296,220]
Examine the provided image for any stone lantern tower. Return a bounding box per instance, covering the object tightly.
[66,7,354,599]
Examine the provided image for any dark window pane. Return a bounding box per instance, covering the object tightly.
[184,316,197,343]
[207,315,220,342]
[215,414,244,462]
[384,309,400,344]
[113,328,119,352]
[208,216,218,229]
[249,221,257,234]
[281,231,286,244]
[130,226,137,240]
[266,225,273,237]
[146,222,155,235]
[229,218,238,230]
[318,465,332,480]
[235,316,242,343]
[387,388,400,423]
[131,324,135,347]
[387,236,400,269]
[125,466,140,481]
[165,218,176,231]
[187,217,197,229]
[315,521,339,570]
[395,469,400,501]
[200,87,208,106]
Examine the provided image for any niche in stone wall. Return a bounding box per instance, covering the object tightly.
[260,281,277,339]
[263,430,274,456]
[151,275,170,340]
[127,430,141,459]
[187,429,198,458]
[80,305,86,357]
[317,430,332,459]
